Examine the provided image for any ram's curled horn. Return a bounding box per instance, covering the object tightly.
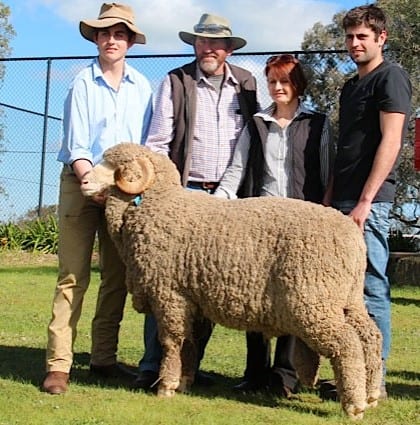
[114,157,155,194]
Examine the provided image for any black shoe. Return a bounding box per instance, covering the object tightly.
[132,370,159,391]
[194,370,215,387]
[319,379,339,401]
[89,363,137,380]
[233,379,268,393]
[269,370,298,399]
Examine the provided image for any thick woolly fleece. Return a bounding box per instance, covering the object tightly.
[85,143,383,420]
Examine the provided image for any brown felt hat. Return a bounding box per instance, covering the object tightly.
[80,3,146,44]
[179,13,246,50]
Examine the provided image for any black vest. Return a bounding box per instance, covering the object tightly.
[238,112,326,203]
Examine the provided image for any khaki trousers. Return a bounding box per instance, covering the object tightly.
[46,166,127,373]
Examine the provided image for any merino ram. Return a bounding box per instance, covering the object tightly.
[81,143,382,420]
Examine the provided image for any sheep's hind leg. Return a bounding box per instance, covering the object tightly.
[345,308,383,408]
[301,320,367,420]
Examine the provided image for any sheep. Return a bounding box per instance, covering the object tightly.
[81,142,383,420]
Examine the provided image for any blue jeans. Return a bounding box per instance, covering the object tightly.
[332,201,392,368]
[139,314,162,373]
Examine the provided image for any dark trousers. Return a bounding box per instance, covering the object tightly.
[244,332,299,390]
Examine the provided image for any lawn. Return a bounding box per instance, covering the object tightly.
[0,251,419,425]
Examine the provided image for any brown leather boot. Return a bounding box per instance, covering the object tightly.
[42,371,69,394]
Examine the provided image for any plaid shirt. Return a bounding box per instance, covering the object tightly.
[146,64,245,182]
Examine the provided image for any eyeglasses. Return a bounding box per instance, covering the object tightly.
[194,23,232,36]
[266,54,299,65]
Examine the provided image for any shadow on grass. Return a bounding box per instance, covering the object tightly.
[0,345,135,390]
[391,297,420,307]
[387,370,420,400]
[1,344,419,415]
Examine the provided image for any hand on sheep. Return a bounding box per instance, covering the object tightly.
[91,192,107,206]
[213,187,236,199]
[348,199,372,232]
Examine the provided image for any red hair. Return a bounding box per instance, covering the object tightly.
[265,54,307,96]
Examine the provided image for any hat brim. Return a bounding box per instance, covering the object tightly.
[179,31,246,50]
[80,18,146,44]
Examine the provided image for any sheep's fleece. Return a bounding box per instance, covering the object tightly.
[81,143,383,420]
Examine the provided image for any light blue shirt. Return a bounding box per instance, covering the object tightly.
[57,57,153,165]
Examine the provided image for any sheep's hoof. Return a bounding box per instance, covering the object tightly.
[366,389,380,408]
[157,387,176,398]
[345,404,365,421]
[366,397,378,409]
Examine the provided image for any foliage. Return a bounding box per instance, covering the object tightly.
[17,204,58,222]
[377,0,420,92]
[300,2,420,229]
[0,214,58,253]
[377,0,420,225]
[300,12,354,141]
[0,2,16,195]
[0,221,24,249]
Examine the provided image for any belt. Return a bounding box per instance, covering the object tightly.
[187,181,220,191]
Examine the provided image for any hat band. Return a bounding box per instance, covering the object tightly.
[193,23,232,36]
[99,15,135,26]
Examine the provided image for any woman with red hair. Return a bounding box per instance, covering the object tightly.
[215,54,335,396]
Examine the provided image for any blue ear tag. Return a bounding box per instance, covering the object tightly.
[133,195,143,206]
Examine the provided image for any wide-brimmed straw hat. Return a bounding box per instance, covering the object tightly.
[179,13,246,50]
[80,3,146,44]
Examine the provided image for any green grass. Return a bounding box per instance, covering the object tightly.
[0,251,419,425]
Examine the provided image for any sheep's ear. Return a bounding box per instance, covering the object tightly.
[114,157,155,195]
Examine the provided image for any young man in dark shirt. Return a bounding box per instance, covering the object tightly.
[323,4,411,400]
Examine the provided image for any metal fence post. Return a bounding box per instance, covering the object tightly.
[38,58,52,217]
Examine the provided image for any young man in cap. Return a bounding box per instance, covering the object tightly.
[42,3,152,395]
[321,4,411,400]
[132,13,259,390]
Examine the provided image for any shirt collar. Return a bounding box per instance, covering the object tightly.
[196,62,238,86]
[255,101,313,123]
[92,57,133,84]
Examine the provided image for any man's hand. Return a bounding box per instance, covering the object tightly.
[349,200,372,231]
[91,192,107,206]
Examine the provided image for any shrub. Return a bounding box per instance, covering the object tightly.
[0,215,58,254]
[0,222,25,250]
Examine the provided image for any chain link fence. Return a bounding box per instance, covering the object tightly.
[0,51,355,223]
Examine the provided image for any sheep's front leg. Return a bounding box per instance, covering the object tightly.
[154,298,196,397]
[157,334,183,397]
[178,337,197,393]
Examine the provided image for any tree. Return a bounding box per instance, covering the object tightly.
[300,2,419,231]
[0,2,16,196]
[377,0,420,230]
[299,12,354,141]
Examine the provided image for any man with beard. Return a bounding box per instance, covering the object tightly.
[132,13,258,390]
